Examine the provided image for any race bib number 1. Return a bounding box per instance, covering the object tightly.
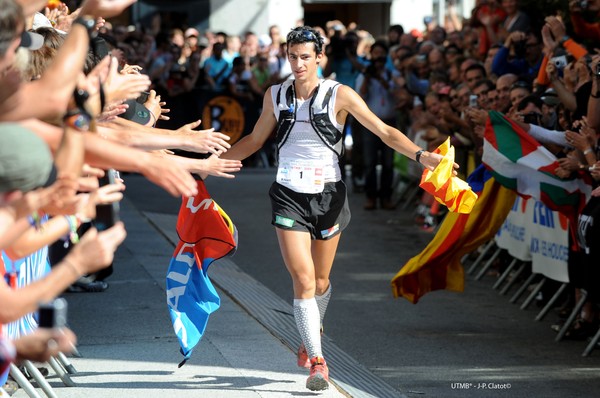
[276,158,324,194]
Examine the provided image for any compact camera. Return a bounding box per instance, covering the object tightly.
[551,55,568,69]
[522,112,542,125]
[38,298,68,329]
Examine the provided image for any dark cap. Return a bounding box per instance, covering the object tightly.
[0,123,54,193]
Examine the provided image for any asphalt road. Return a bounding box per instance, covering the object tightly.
[124,168,600,398]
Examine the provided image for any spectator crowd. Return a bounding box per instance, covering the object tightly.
[2,0,600,395]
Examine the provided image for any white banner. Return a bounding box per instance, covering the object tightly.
[495,198,569,283]
[495,196,532,261]
[529,201,570,283]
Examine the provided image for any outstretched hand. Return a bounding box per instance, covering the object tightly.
[67,222,127,275]
[192,155,243,179]
[14,328,77,363]
[177,119,232,155]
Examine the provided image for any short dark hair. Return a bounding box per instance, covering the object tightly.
[0,0,25,57]
[464,63,486,77]
[388,24,404,36]
[517,95,542,112]
[370,39,389,55]
[286,26,324,54]
[474,79,495,92]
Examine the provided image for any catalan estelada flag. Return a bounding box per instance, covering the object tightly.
[166,180,237,366]
[419,138,478,214]
[392,166,516,303]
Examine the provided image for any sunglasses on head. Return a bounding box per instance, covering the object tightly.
[300,30,317,42]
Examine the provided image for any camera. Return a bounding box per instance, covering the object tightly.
[469,94,478,108]
[136,91,150,104]
[523,112,541,125]
[38,298,68,329]
[94,169,120,231]
[551,55,568,69]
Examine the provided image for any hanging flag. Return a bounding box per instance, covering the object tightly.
[392,165,516,303]
[482,111,592,221]
[166,180,237,367]
[419,137,478,214]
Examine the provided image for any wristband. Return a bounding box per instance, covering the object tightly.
[62,259,81,277]
[29,211,41,230]
[64,112,91,132]
[73,16,97,39]
[65,215,81,244]
[415,149,425,164]
[584,148,594,155]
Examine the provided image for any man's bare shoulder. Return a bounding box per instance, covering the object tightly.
[335,84,361,105]
[262,86,276,111]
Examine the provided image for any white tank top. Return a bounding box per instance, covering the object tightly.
[276,94,343,193]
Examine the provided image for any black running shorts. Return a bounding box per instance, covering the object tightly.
[269,180,351,240]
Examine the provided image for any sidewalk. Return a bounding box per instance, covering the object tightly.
[12,197,352,398]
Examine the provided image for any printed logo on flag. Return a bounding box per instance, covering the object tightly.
[167,180,237,367]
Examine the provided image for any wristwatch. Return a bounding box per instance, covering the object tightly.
[415,149,425,164]
[64,112,91,132]
[73,16,97,39]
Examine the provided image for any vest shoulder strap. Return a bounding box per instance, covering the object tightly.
[311,79,341,114]
[275,80,295,115]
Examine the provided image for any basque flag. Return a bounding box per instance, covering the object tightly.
[166,180,237,366]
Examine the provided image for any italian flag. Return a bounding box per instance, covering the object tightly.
[482,111,592,221]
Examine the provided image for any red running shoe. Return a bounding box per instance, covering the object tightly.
[297,344,310,368]
[306,356,329,391]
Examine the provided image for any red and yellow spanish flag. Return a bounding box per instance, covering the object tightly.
[392,166,516,303]
[419,138,478,214]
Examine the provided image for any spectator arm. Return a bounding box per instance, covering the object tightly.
[0,23,90,122]
[587,78,600,130]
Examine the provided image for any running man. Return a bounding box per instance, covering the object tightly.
[222,26,448,391]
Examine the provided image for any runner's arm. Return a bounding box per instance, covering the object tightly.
[336,85,427,163]
[220,87,277,161]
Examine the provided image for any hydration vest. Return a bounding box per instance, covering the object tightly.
[273,79,344,158]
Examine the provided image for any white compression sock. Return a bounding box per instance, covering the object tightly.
[293,298,322,359]
[315,284,332,329]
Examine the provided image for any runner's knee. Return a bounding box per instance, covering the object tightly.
[315,278,330,296]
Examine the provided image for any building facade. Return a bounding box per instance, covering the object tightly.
[131,0,475,38]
